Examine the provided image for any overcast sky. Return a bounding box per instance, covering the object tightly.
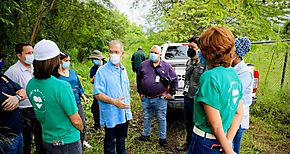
[110,0,148,26]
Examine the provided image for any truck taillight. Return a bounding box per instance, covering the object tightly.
[253,68,259,93]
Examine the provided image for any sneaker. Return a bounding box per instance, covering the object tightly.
[176,144,187,151]
[83,141,92,148]
[136,134,150,142]
[159,139,168,147]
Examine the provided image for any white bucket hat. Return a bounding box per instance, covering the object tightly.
[34,39,60,61]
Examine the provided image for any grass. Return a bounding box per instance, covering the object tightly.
[30,43,290,153]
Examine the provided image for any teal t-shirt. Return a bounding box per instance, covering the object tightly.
[194,66,243,134]
[26,76,80,144]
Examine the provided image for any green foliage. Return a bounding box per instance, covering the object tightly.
[0,0,131,64]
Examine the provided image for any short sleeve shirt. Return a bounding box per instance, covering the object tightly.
[26,76,79,144]
[194,66,243,133]
[4,61,34,108]
[59,69,84,105]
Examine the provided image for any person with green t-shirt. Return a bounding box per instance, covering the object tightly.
[26,39,83,154]
[186,26,244,154]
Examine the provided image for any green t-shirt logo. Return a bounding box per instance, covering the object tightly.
[232,89,240,104]
[33,96,43,109]
[29,89,46,112]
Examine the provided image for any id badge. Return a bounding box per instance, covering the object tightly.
[155,75,160,82]
[184,85,189,92]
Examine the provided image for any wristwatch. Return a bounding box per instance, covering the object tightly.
[15,95,21,102]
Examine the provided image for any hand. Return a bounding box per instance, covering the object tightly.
[83,96,89,104]
[112,97,130,109]
[2,92,20,111]
[139,94,145,100]
[164,93,173,100]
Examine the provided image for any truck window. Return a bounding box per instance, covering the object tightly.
[165,46,188,60]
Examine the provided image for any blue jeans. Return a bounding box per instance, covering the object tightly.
[43,140,82,154]
[142,97,167,139]
[183,97,194,148]
[0,133,23,154]
[187,132,222,154]
[104,121,129,154]
[232,126,245,154]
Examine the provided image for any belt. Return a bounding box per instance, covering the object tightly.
[146,91,167,99]
[193,126,216,139]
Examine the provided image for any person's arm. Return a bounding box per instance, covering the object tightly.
[142,52,146,61]
[59,82,84,131]
[69,112,83,132]
[168,65,178,95]
[203,104,235,154]
[90,77,94,84]
[226,101,243,141]
[89,67,97,84]
[15,89,26,101]
[81,94,89,103]
[95,93,130,109]
[2,89,26,111]
[2,77,26,111]
[131,54,135,72]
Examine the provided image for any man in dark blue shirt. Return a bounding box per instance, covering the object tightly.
[88,50,106,129]
[0,51,26,154]
[137,45,178,147]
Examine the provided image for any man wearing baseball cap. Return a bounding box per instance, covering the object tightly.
[26,39,83,154]
[88,50,106,130]
[231,37,254,154]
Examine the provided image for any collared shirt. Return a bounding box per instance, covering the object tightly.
[184,58,207,99]
[233,60,254,129]
[93,60,132,128]
[137,60,178,97]
[4,61,33,108]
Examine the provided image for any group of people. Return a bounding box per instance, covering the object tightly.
[0,25,254,154]
[132,26,253,154]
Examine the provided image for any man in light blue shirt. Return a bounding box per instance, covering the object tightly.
[231,37,254,154]
[94,40,132,154]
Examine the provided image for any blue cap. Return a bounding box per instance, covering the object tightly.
[235,37,251,58]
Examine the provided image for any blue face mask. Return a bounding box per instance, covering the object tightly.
[61,61,70,69]
[149,53,159,62]
[198,50,206,65]
[93,59,100,65]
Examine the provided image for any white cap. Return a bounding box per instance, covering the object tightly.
[34,39,60,61]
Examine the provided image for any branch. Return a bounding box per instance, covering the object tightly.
[30,0,56,44]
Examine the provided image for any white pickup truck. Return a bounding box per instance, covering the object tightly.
[161,41,259,109]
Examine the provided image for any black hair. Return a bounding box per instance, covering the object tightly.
[60,52,69,60]
[15,42,32,54]
[188,36,199,45]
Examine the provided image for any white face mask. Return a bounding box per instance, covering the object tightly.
[110,54,121,64]
[25,54,34,65]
